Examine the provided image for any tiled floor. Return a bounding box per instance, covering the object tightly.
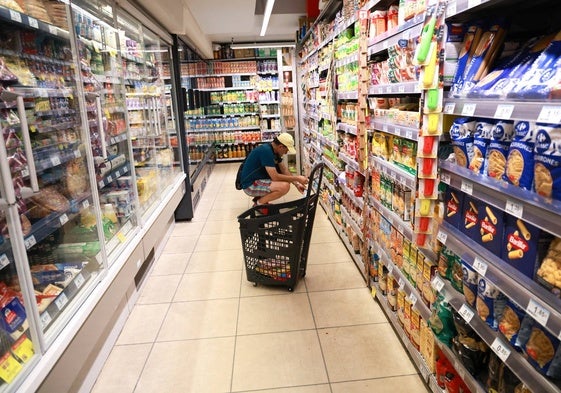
[91,163,429,393]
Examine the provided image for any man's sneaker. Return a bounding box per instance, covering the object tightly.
[253,202,269,216]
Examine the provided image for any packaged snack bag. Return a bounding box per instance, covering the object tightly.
[486,120,514,179]
[504,121,536,190]
[533,123,561,199]
[449,117,476,168]
[470,118,495,174]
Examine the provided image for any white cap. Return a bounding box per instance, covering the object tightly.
[276,132,296,154]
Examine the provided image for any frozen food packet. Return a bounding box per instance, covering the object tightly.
[486,120,514,179]
[476,276,507,330]
[449,117,476,168]
[503,121,536,190]
[467,35,547,98]
[469,119,495,174]
[498,299,526,346]
[533,124,561,199]
[507,30,561,99]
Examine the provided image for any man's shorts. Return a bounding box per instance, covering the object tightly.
[244,179,272,197]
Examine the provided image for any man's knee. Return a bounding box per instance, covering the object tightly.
[279,181,290,194]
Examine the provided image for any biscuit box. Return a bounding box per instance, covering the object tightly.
[476,202,505,255]
[443,186,464,229]
[461,195,481,241]
[501,215,552,279]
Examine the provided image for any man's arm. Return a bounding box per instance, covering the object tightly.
[265,165,308,188]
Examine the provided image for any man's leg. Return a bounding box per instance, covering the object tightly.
[257,180,290,204]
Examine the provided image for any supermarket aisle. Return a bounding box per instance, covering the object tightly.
[91,163,429,393]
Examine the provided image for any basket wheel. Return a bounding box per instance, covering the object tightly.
[252,282,258,287]
[288,287,293,292]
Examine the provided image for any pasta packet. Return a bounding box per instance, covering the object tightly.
[533,123,561,199]
[486,120,514,179]
[449,117,476,168]
[504,121,536,190]
[470,118,495,174]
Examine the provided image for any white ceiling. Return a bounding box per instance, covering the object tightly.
[134,0,308,59]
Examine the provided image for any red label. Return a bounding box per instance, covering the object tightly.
[481,220,496,235]
[508,234,529,252]
[465,210,478,224]
[447,200,458,213]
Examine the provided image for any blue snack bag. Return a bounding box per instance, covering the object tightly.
[504,121,537,190]
[449,117,476,168]
[534,124,561,199]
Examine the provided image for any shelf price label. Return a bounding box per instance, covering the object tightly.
[59,214,69,226]
[494,104,514,119]
[24,235,36,250]
[491,337,511,362]
[82,199,89,209]
[461,103,477,116]
[398,278,405,290]
[54,292,68,310]
[74,150,81,158]
[444,102,456,114]
[440,172,451,185]
[0,254,9,269]
[387,263,393,274]
[9,9,22,23]
[436,230,448,245]
[40,311,52,328]
[458,303,475,322]
[537,106,561,124]
[50,156,61,166]
[447,2,457,16]
[398,85,405,93]
[48,25,58,36]
[431,275,445,292]
[408,292,418,306]
[74,273,85,289]
[461,180,473,195]
[505,199,524,218]
[28,17,39,29]
[473,257,488,277]
[468,0,482,8]
[527,299,550,327]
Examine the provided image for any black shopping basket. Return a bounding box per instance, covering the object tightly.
[237,163,324,291]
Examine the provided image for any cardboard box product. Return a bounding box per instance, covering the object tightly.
[443,186,464,229]
[502,215,552,279]
[461,195,481,241]
[476,202,505,255]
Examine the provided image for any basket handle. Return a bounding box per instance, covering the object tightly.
[305,163,324,199]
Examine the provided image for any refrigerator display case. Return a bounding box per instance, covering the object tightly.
[0,0,105,388]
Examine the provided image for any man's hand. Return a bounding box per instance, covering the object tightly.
[295,175,308,186]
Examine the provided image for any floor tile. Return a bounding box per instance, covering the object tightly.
[211,197,249,210]
[307,241,353,264]
[239,275,306,296]
[150,253,190,276]
[186,248,244,273]
[237,293,314,335]
[319,324,418,382]
[190,207,211,222]
[310,225,343,244]
[232,330,328,391]
[203,219,240,235]
[135,337,235,393]
[174,270,242,301]
[170,221,205,237]
[308,288,386,328]
[116,304,169,345]
[331,375,429,393]
[137,274,181,305]
[162,235,198,254]
[236,386,331,393]
[91,343,152,393]
[304,261,366,292]
[207,207,244,221]
[157,298,238,341]
[195,232,242,252]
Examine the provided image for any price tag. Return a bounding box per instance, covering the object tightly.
[537,106,561,124]
[24,235,36,250]
[447,2,457,16]
[398,278,405,289]
[444,102,456,114]
[0,254,9,269]
[386,86,392,93]
[54,292,68,310]
[394,127,401,136]
[11,336,34,364]
[387,264,393,274]
[468,0,482,8]
[505,199,523,218]
[59,214,69,226]
[441,172,451,185]
[74,273,85,289]
[406,130,413,139]
[436,230,448,245]
[117,232,126,242]
[371,286,377,298]
[431,275,445,292]
[21,167,29,177]
[473,257,488,277]
[494,104,514,119]
[382,124,388,132]
[491,337,511,362]
[40,311,52,328]
[82,199,89,209]
[74,150,81,158]
[398,85,405,93]
[461,103,477,116]
[458,303,475,322]
[50,156,61,166]
[383,41,388,50]
[107,175,113,183]
[115,170,121,178]
[48,25,58,35]
[9,9,22,23]
[461,180,473,195]
[0,353,22,383]
[98,180,105,188]
[28,17,39,29]
[527,299,550,327]
[409,292,418,306]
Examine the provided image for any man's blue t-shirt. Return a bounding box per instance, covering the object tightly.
[240,143,277,189]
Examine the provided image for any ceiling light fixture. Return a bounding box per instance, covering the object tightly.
[230,42,295,50]
[260,0,276,36]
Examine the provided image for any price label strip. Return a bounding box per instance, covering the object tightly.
[431,275,445,292]
[461,103,477,116]
[505,199,523,218]
[526,299,550,327]
[436,230,448,245]
[458,303,475,323]
[440,172,451,185]
[494,104,514,119]
[491,337,511,362]
[444,102,456,114]
[55,292,68,310]
[409,292,418,306]
[0,254,9,269]
[473,257,488,277]
[461,180,473,195]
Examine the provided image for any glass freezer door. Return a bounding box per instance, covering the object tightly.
[0,0,104,366]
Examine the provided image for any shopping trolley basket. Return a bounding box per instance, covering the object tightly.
[237,163,324,291]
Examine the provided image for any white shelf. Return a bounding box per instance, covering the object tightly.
[370,120,419,141]
[370,155,417,190]
[369,81,421,96]
[367,15,424,56]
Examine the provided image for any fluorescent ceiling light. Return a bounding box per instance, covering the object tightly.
[260,0,275,36]
[230,42,295,50]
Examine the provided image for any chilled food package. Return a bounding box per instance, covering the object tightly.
[28,186,70,219]
[486,120,514,180]
[507,30,561,99]
[0,57,18,83]
[533,123,561,199]
[449,117,476,168]
[470,118,495,174]
[504,121,536,190]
